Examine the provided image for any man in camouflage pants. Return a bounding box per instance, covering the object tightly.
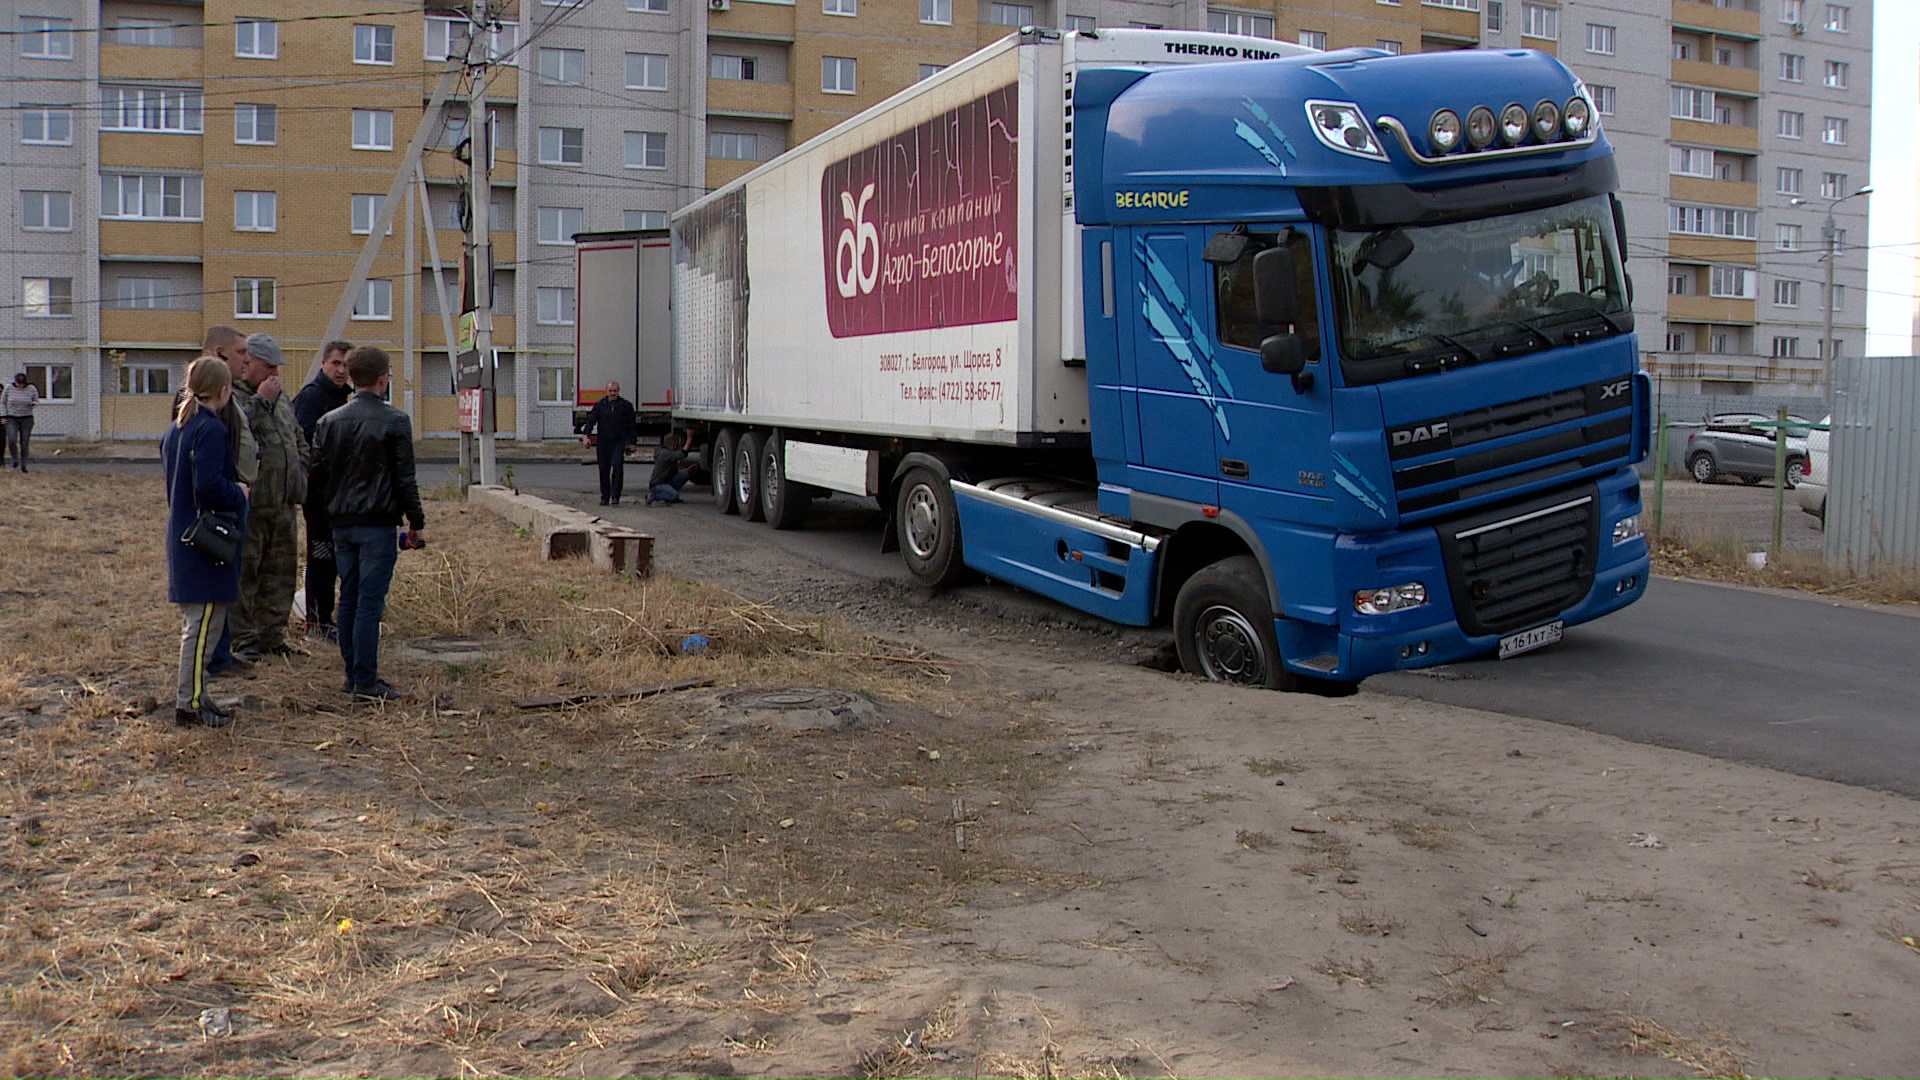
[231,333,307,659]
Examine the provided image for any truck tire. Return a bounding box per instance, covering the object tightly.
[1688,452,1717,484]
[737,430,767,522]
[711,428,740,515]
[761,432,810,530]
[896,466,965,587]
[1173,555,1297,691]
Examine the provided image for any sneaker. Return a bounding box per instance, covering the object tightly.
[175,705,233,729]
[350,680,408,702]
[341,677,354,694]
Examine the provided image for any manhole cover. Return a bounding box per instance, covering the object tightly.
[718,688,855,711]
[704,687,879,734]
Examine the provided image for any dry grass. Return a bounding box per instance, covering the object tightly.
[1650,527,1920,606]
[1243,756,1305,777]
[1338,907,1401,937]
[0,473,1088,1078]
[1315,954,1380,988]
[1383,817,1454,850]
[1428,940,1530,1007]
[1617,1013,1751,1080]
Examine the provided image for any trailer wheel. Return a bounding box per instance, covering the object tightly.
[761,432,809,530]
[737,430,767,522]
[1172,556,1297,691]
[711,429,740,515]
[895,466,965,587]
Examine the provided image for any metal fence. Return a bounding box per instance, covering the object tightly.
[1640,384,1829,479]
[1827,357,1920,576]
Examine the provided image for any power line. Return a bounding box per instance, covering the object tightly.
[0,7,434,38]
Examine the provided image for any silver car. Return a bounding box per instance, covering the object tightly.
[1684,415,1809,487]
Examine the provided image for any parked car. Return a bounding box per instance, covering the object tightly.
[1796,415,1832,525]
[1685,415,1809,487]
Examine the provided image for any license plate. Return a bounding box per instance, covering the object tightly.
[1498,621,1563,659]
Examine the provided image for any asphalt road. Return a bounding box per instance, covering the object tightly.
[55,455,1920,798]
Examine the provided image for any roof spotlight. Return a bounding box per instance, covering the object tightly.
[1429,109,1462,153]
[1532,100,1562,141]
[1466,105,1497,149]
[1564,95,1592,137]
[1499,103,1530,145]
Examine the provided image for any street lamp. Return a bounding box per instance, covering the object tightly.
[1790,184,1872,403]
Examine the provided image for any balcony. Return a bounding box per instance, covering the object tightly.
[706,157,759,190]
[1668,235,1756,264]
[708,2,795,41]
[101,219,204,259]
[99,43,201,81]
[1670,176,1756,207]
[101,308,205,346]
[1669,117,1758,152]
[1672,58,1759,95]
[1419,4,1480,42]
[1671,0,1762,39]
[1643,354,1823,386]
[100,131,205,171]
[707,78,795,120]
[1666,294,1755,324]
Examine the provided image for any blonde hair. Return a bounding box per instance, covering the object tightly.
[174,355,233,428]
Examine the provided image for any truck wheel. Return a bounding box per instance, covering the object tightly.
[762,432,809,530]
[1688,452,1717,484]
[737,430,767,522]
[711,429,740,515]
[1173,556,1297,691]
[896,466,965,587]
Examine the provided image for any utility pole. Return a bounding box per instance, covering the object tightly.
[1796,185,1871,407]
[468,0,497,486]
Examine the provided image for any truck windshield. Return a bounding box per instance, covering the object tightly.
[1329,194,1628,378]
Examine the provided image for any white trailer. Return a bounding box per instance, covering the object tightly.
[572,229,672,431]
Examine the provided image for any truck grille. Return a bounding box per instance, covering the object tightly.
[1388,377,1633,516]
[1437,486,1599,637]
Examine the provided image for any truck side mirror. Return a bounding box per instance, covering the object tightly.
[1260,334,1312,392]
[1252,247,1298,326]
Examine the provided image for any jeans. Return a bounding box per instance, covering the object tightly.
[334,525,399,689]
[596,439,628,501]
[4,415,31,469]
[650,471,690,504]
[176,602,228,710]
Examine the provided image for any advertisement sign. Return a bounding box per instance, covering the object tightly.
[457,388,484,434]
[819,85,1020,338]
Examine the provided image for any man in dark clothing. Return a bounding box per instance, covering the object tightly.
[580,381,639,506]
[308,346,425,702]
[646,432,693,506]
[293,340,353,641]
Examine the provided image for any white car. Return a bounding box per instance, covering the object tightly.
[1796,415,1831,525]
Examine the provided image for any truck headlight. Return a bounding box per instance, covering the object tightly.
[1354,583,1428,615]
[1612,515,1643,545]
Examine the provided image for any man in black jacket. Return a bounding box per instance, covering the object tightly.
[292,340,353,641]
[580,381,639,506]
[309,346,425,702]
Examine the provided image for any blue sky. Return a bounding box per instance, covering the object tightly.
[1866,6,1914,353]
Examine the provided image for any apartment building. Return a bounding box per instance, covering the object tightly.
[3,0,1871,440]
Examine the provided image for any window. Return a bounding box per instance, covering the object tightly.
[1665,330,1689,352]
[22,277,72,317]
[1668,203,1757,239]
[1709,265,1755,299]
[424,16,462,60]
[537,206,583,244]
[921,0,952,23]
[235,277,276,318]
[354,24,395,64]
[1709,332,1730,355]
[115,19,175,47]
[624,131,666,169]
[537,366,574,405]
[822,56,857,94]
[1426,0,1479,8]
[350,193,393,234]
[1782,0,1803,21]
[235,18,277,57]
[1779,53,1803,81]
[1777,110,1804,138]
[117,365,172,395]
[1208,10,1275,37]
[1821,116,1846,145]
[630,0,669,9]
[25,365,73,402]
[1668,270,1693,296]
[710,54,757,80]
[1298,30,1327,49]
[1673,40,1693,61]
[1486,1,1503,32]
[234,190,277,231]
[115,278,170,309]
[1671,146,1715,178]
[1714,47,1735,66]
[1776,167,1802,195]
[1521,3,1557,39]
[1590,85,1615,115]
[539,126,584,165]
[352,110,394,150]
[349,279,393,320]
[1773,279,1801,307]
[1671,87,1714,121]
[1819,337,1842,359]
[22,107,74,145]
[825,0,856,14]
[1819,172,1847,198]
[1213,230,1318,357]
[709,131,758,160]
[1823,60,1848,89]
[21,16,74,59]
[101,174,203,220]
[1823,4,1848,31]
[625,52,669,89]
[1376,40,1402,54]
[234,103,277,144]
[1825,284,1845,311]
[1064,15,1096,32]
[1772,336,1799,358]
[918,63,946,80]
[105,87,204,133]
[537,286,576,325]
[538,47,585,84]
[988,3,1035,26]
[20,191,72,231]
[488,21,518,65]
[624,210,668,230]
[1776,223,1802,251]
[1586,23,1613,54]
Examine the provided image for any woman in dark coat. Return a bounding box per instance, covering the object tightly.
[162,356,251,727]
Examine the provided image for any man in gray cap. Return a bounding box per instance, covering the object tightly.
[231,332,308,659]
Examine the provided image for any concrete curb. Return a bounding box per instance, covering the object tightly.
[466,484,653,578]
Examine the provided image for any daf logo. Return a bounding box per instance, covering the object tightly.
[1391,422,1449,447]
[1599,379,1630,399]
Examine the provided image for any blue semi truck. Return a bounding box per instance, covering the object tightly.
[580,27,1651,690]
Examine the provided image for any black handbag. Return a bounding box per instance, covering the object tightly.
[179,439,241,566]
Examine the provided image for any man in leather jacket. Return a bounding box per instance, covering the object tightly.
[308,346,425,702]
[580,381,639,505]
